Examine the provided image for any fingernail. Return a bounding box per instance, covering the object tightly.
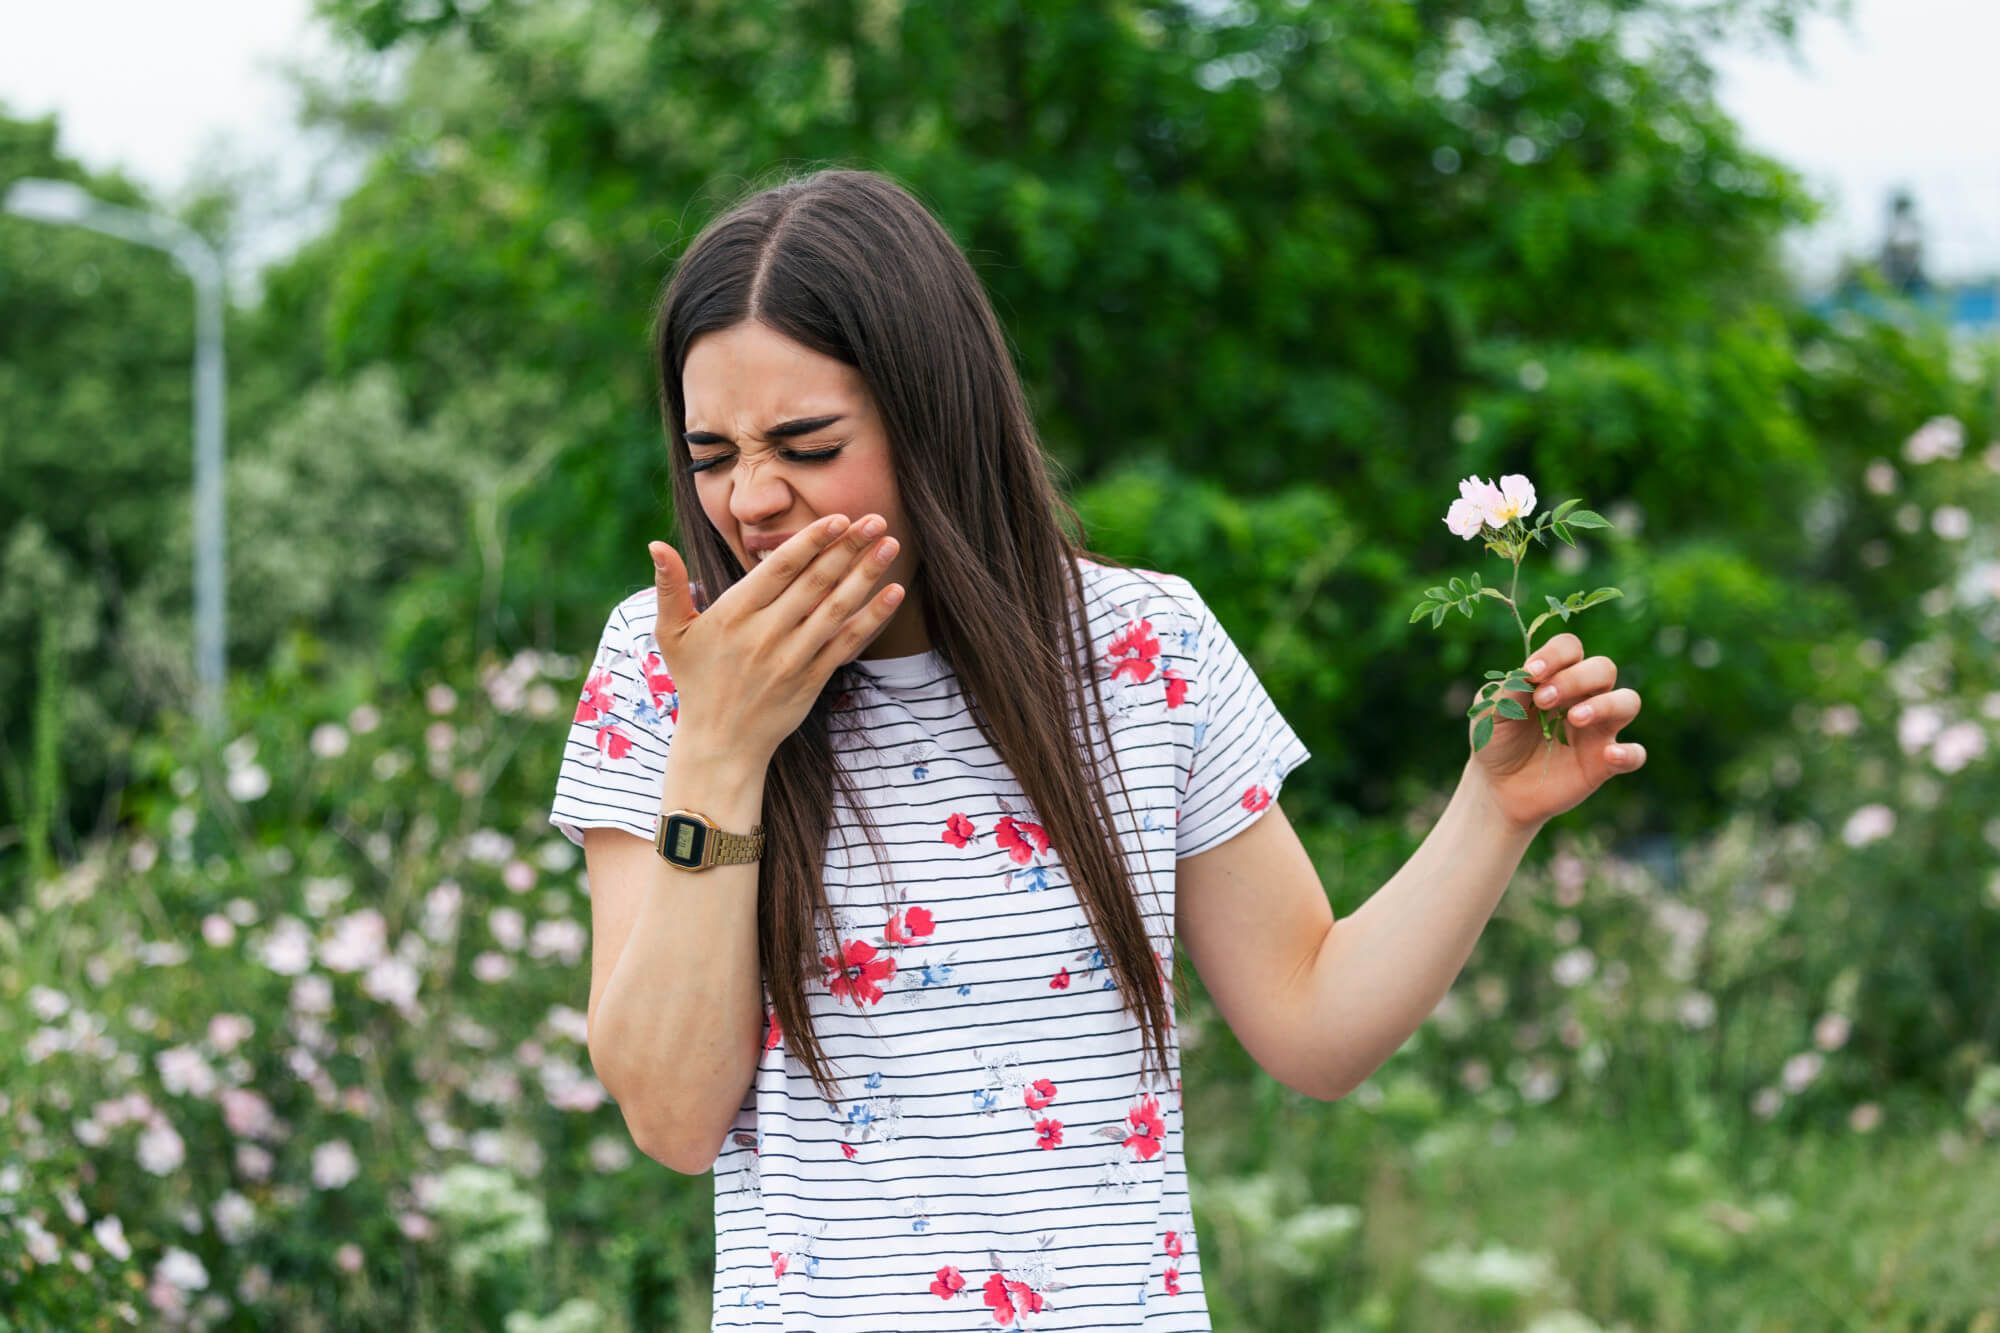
[1528,659,1545,677]
[1535,685,1556,705]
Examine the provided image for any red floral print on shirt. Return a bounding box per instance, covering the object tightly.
[1108,617,1161,684]
[638,649,679,721]
[822,938,897,1007]
[576,667,614,723]
[1049,966,1070,989]
[1023,1078,1058,1111]
[1122,1092,1165,1161]
[1162,665,1190,708]
[931,1265,968,1299]
[1241,784,1274,812]
[941,812,979,849]
[1035,1117,1063,1150]
[982,1272,1047,1325]
[994,814,1049,865]
[764,1007,782,1051]
[885,905,935,945]
[574,667,633,760]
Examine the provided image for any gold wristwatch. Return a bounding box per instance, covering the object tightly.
[655,807,765,871]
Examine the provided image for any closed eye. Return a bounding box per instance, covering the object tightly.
[685,445,845,474]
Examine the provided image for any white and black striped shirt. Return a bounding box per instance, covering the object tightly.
[551,555,1311,1330]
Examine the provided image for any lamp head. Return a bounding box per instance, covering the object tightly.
[2,178,95,224]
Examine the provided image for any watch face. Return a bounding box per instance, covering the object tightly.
[660,814,708,868]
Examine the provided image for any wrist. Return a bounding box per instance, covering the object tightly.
[659,724,771,827]
[1463,756,1545,843]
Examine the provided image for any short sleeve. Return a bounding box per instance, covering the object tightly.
[1174,583,1312,860]
[548,592,676,848]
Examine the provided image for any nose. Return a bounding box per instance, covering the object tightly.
[726,457,799,531]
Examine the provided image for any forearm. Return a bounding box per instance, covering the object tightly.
[589,724,768,1168]
[1302,756,1542,1100]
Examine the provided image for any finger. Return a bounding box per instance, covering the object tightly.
[811,578,907,675]
[808,526,901,637]
[1603,739,1646,771]
[776,514,893,626]
[748,513,853,609]
[650,542,697,632]
[1523,633,1583,682]
[1532,654,1617,713]
[1563,686,1641,729]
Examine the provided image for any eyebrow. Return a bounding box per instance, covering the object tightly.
[681,415,845,446]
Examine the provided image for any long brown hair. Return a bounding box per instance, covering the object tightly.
[651,166,1187,1107]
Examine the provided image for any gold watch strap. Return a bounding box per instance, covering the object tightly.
[705,823,765,865]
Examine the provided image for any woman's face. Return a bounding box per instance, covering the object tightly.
[681,319,926,659]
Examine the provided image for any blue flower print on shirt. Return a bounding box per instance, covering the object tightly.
[1012,864,1052,893]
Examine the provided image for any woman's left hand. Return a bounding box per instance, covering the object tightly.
[1470,631,1647,833]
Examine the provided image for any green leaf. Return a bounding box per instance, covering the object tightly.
[1472,712,1495,750]
[1410,601,1439,623]
[1553,498,1583,520]
[1565,509,1610,529]
[1554,522,1575,548]
[1484,670,1508,680]
[1431,606,1447,629]
[1496,697,1528,721]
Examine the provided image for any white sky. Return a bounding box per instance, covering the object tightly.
[1,0,1995,293]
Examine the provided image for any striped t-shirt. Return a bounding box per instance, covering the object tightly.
[549,554,1311,1330]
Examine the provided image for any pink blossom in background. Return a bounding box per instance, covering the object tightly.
[137,1117,186,1175]
[93,1215,132,1261]
[472,952,514,983]
[1930,721,1987,774]
[1903,415,1964,464]
[1841,803,1896,847]
[220,1088,277,1140]
[257,918,314,976]
[1814,1012,1852,1052]
[1781,1051,1824,1094]
[155,1046,217,1099]
[489,907,526,952]
[320,909,388,974]
[291,973,334,1017]
[311,1139,360,1191]
[207,1013,254,1053]
[235,1143,275,1182]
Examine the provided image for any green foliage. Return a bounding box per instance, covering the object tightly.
[6,3,2000,1320]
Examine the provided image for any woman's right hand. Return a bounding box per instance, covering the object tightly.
[647,513,903,758]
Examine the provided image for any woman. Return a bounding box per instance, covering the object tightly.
[549,167,1644,1329]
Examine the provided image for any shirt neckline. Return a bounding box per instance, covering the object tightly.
[847,647,949,687]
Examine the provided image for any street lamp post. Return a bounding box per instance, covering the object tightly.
[3,177,229,737]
